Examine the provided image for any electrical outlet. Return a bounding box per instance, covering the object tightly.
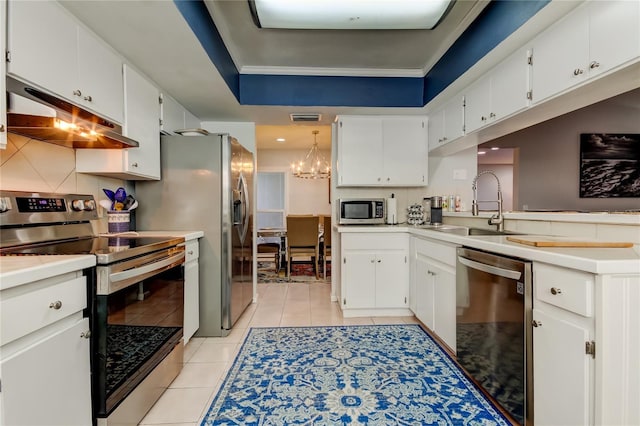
[453,169,467,180]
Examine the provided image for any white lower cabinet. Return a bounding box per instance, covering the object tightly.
[532,262,595,426]
[411,237,457,352]
[1,318,92,426]
[0,269,92,426]
[183,239,200,344]
[340,233,409,316]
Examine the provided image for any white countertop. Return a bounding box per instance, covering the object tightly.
[0,255,96,291]
[338,224,640,275]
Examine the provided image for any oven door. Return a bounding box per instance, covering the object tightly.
[91,246,185,418]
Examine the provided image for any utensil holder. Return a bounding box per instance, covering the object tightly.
[107,211,130,233]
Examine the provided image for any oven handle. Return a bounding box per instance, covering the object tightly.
[109,252,185,284]
[457,255,522,280]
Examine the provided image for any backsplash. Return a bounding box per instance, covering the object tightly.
[0,133,130,233]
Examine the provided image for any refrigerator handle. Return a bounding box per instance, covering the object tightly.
[238,173,250,243]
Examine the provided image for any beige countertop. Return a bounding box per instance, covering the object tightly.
[337,224,640,275]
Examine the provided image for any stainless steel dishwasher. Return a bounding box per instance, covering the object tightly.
[456,247,533,425]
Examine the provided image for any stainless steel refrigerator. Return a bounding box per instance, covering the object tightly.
[136,134,254,337]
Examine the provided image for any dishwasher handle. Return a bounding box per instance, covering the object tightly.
[458,255,522,280]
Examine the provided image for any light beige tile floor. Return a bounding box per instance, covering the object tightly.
[139,281,418,425]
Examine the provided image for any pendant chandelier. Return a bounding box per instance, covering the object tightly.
[291,130,331,179]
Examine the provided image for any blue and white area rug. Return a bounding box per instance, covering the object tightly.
[201,325,511,425]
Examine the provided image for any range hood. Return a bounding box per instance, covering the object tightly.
[6,77,139,149]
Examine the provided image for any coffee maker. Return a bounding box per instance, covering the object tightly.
[429,196,443,225]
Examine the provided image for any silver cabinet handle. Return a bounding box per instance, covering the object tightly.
[131,162,138,167]
[589,61,600,69]
[377,259,381,263]
[49,300,63,310]
[0,124,5,132]
[80,331,91,339]
[550,287,562,295]
[573,68,584,76]
[458,256,522,280]
[427,270,436,276]
[84,95,93,102]
[442,137,448,141]
[188,250,194,255]
[489,112,496,118]
[481,116,487,121]
[73,89,82,96]
[532,320,542,327]
[370,259,375,263]
[386,177,390,181]
[377,177,381,182]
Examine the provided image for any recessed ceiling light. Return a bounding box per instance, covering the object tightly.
[249,0,453,30]
[491,147,500,150]
[478,151,486,155]
[276,138,286,142]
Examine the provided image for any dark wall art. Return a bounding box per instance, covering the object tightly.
[579,133,640,198]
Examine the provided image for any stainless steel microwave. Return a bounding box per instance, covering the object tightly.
[338,198,385,224]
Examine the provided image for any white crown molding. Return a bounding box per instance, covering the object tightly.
[239,65,425,78]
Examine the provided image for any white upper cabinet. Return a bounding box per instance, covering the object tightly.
[76,65,160,180]
[531,0,640,104]
[123,64,161,179]
[1,0,7,149]
[7,0,123,123]
[337,115,427,187]
[160,92,202,135]
[428,94,464,152]
[337,116,383,186]
[160,92,185,135]
[465,47,530,133]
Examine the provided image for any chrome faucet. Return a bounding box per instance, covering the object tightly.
[471,170,504,232]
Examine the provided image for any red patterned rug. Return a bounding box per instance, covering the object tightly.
[258,262,331,283]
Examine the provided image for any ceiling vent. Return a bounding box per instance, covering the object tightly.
[290,113,322,122]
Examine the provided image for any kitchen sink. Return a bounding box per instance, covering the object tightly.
[418,224,524,236]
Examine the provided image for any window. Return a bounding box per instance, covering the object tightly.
[256,171,286,229]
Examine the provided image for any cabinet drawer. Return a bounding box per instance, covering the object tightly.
[1,276,87,346]
[534,263,594,317]
[342,233,408,250]
[414,237,457,266]
[184,240,199,262]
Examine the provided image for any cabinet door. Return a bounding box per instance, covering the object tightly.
[427,108,444,151]
[123,64,161,179]
[491,47,530,122]
[533,308,592,426]
[1,0,6,149]
[589,0,640,78]
[464,76,491,133]
[77,25,124,123]
[415,254,434,329]
[375,250,409,308]
[431,262,456,353]
[160,92,185,134]
[342,251,376,309]
[337,117,383,186]
[1,318,92,426]
[7,0,78,99]
[184,259,199,344]
[382,117,427,186]
[531,6,589,104]
[442,95,464,142]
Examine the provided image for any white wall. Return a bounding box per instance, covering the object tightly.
[426,147,478,212]
[258,149,331,216]
[477,164,514,212]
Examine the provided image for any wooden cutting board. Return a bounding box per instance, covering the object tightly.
[506,236,634,248]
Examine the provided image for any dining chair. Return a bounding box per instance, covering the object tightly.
[321,215,332,279]
[286,215,319,280]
